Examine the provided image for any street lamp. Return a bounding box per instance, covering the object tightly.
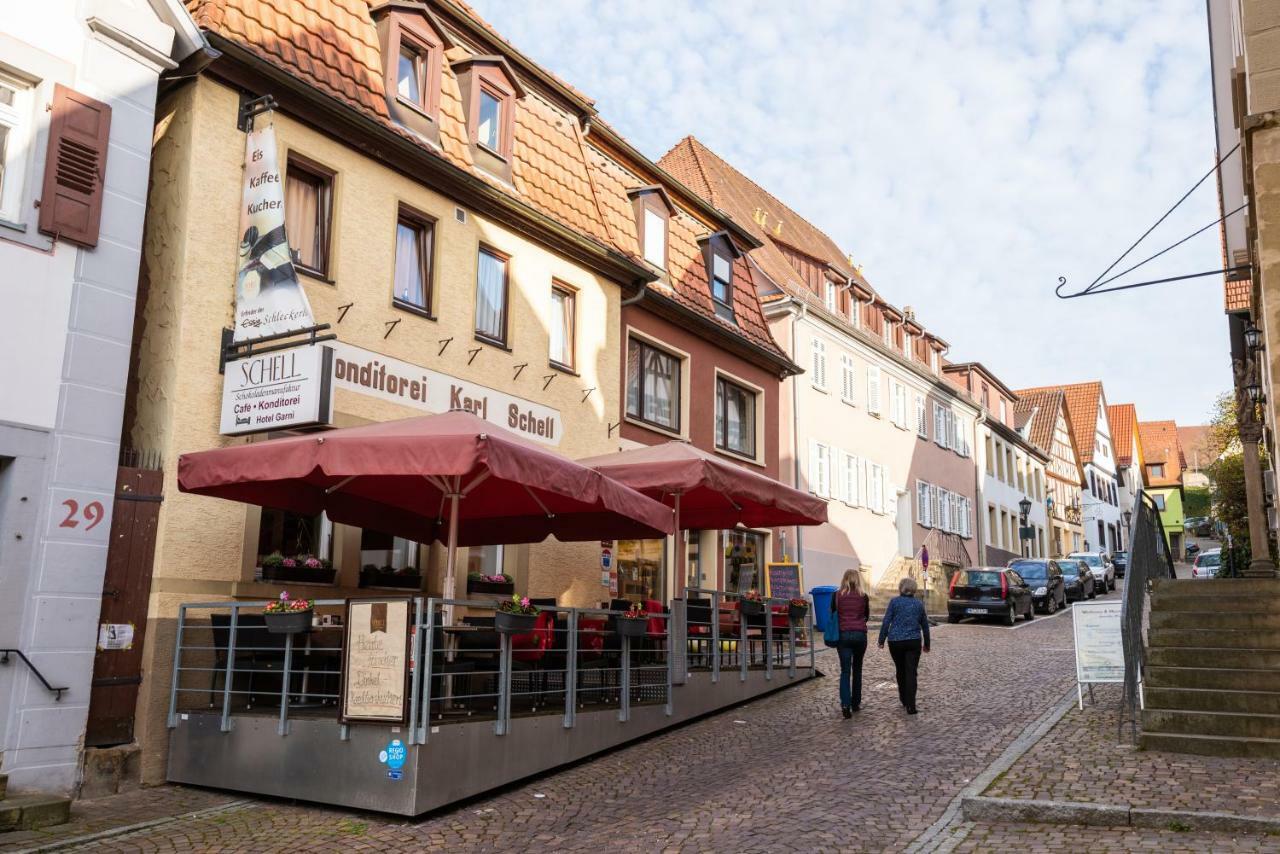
[1018,496,1032,521]
[1123,509,1132,529]
[1245,380,1265,405]
[1244,320,1264,352]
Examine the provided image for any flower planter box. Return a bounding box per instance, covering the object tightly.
[494,611,538,634]
[466,579,515,596]
[788,604,809,624]
[261,565,337,585]
[360,569,421,590]
[739,600,765,617]
[264,609,313,635]
[615,616,648,639]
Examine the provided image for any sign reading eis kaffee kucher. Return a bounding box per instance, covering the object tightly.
[220,344,333,435]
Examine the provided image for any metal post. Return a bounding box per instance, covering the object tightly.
[277,632,294,736]
[619,634,631,722]
[420,603,436,744]
[711,591,720,684]
[739,601,748,683]
[495,632,511,736]
[166,605,187,728]
[808,609,816,672]
[764,603,774,681]
[788,621,797,679]
[407,597,423,744]
[564,610,578,729]
[220,606,239,732]
[665,614,673,716]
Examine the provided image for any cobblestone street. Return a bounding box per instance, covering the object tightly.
[7,597,1275,853]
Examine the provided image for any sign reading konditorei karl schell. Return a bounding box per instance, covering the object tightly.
[328,342,563,445]
[220,344,333,435]
[233,117,315,342]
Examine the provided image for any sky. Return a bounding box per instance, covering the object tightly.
[469,0,1228,427]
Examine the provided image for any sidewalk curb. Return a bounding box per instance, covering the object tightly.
[6,798,253,854]
[961,795,1280,835]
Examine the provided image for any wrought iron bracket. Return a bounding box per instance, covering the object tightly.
[237,93,278,132]
[219,324,336,374]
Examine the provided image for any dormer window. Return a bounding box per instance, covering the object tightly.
[371,1,450,146]
[824,281,837,312]
[882,318,894,348]
[452,55,525,180]
[629,185,676,272]
[700,231,739,322]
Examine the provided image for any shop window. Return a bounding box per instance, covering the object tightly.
[475,246,509,345]
[393,207,434,314]
[615,539,664,602]
[257,508,331,566]
[285,155,333,277]
[550,282,575,370]
[467,544,504,576]
[360,529,420,571]
[626,337,681,431]
[724,530,765,593]
[715,376,756,459]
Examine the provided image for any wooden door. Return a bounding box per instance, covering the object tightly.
[85,466,162,747]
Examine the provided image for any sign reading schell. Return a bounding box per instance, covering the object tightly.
[220,345,333,435]
[329,342,562,445]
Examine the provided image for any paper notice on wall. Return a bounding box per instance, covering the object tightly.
[233,118,315,342]
[97,623,134,651]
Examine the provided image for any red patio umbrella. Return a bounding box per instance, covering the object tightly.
[178,410,674,606]
[576,441,828,588]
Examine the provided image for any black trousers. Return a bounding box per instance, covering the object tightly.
[888,639,922,708]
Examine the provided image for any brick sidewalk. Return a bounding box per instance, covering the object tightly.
[955,820,1280,852]
[984,682,1280,818]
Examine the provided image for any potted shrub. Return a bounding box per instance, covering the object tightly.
[466,572,514,595]
[494,594,539,633]
[261,553,336,584]
[263,590,314,634]
[360,564,422,589]
[615,602,648,639]
[787,597,810,625]
[739,589,766,617]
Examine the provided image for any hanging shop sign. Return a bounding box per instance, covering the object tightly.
[220,344,333,435]
[233,117,315,342]
[329,342,563,445]
[340,598,413,725]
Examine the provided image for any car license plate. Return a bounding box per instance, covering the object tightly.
[966,608,988,614]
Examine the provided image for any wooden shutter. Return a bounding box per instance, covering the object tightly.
[39,84,111,247]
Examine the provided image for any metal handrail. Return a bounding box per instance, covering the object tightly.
[0,649,69,701]
[1119,489,1174,742]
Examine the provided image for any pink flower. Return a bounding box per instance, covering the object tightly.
[282,558,297,568]
[280,591,289,601]
[520,596,530,608]
[304,557,321,569]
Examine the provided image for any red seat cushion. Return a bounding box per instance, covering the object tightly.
[512,611,555,662]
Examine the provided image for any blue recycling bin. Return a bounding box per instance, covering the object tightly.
[810,585,838,632]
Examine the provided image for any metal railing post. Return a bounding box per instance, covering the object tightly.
[166,605,186,728]
[665,614,673,716]
[564,610,578,729]
[808,609,816,672]
[277,632,294,736]
[495,632,512,736]
[788,620,797,679]
[619,634,631,722]
[739,598,748,683]
[220,606,239,733]
[711,591,720,684]
[407,597,423,745]
[764,602,774,681]
[420,602,436,744]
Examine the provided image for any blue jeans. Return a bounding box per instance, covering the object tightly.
[837,630,867,709]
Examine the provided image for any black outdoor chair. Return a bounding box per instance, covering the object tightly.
[209,614,286,709]
[685,597,714,670]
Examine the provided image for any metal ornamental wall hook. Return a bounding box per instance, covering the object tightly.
[384,318,401,339]
[607,421,620,437]
[513,363,528,380]
[581,387,595,403]
[336,303,353,324]
[467,347,481,366]
[542,374,556,391]
[437,337,453,356]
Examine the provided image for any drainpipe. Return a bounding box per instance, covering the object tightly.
[974,411,987,565]
[620,279,649,307]
[791,300,806,570]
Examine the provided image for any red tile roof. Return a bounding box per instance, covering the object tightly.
[185,0,788,363]
[1107,404,1138,468]
[1014,390,1064,456]
[1225,278,1251,313]
[1177,425,1213,471]
[1015,382,1106,465]
[1137,421,1184,486]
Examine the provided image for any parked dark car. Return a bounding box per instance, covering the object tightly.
[1059,559,1096,601]
[1007,559,1068,614]
[1111,550,1128,578]
[1194,518,1216,537]
[947,567,1035,625]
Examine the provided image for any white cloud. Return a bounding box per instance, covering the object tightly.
[472,0,1227,425]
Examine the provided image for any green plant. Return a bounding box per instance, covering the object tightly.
[264,590,313,614]
[1166,820,1191,833]
[620,602,647,619]
[498,594,537,616]
[261,551,285,569]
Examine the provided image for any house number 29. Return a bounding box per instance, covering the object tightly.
[59,499,105,531]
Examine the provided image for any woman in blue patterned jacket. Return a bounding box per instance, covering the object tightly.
[877,576,931,714]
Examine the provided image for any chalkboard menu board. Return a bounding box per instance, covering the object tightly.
[765,562,804,601]
[340,598,412,725]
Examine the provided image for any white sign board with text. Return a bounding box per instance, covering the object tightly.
[1073,600,1125,684]
[221,344,333,435]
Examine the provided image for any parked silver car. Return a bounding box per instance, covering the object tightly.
[1067,551,1115,593]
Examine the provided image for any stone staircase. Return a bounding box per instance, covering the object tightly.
[0,771,72,833]
[1141,577,1280,759]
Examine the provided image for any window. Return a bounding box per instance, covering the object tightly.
[811,338,828,390]
[477,88,502,153]
[882,319,894,348]
[709,248,734,321]
[467,544,504,577]
[850,297,861,329]
[724,530,764,594]
[930,349,940,373]
[393,209,434,312]
[374,7,447,143]
[999,398,1007,424]
[903,331,913,358]
[843,452,861,506]
[939,490,952,533]
[474,247,508,344]
[0,73,32,223]
[809,441,831,496]
[825,281,837,312]
[361,529,421,574]
[397,46,425,106]
[627,338,681,431]
[869,463,885,514]
[840,354,856,404]
[917,480,932,527]
[867,365,882,414]
[894,382,909,429]
[715,376,756,458]
[916,394,927,438]
[616,539,665,601]
[934,403,947,447]
[257,508,332,567]
[1148,463,1165,479]
[284,157,333,276]
[643,207,666,267]
[550,283,575,370]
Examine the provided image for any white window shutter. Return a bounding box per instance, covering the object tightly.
[811,339,826,389]
[934,404,945,446]
[868,366,881,414]
[822,446,834,499]
[850,455,861,506]
[883,465,892,514]
[929,484,939,528]
[861,458,871,510]
[841,354,855,403]
[808,439,820,494]
[916,395,927,438]
[836,451,849,503]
